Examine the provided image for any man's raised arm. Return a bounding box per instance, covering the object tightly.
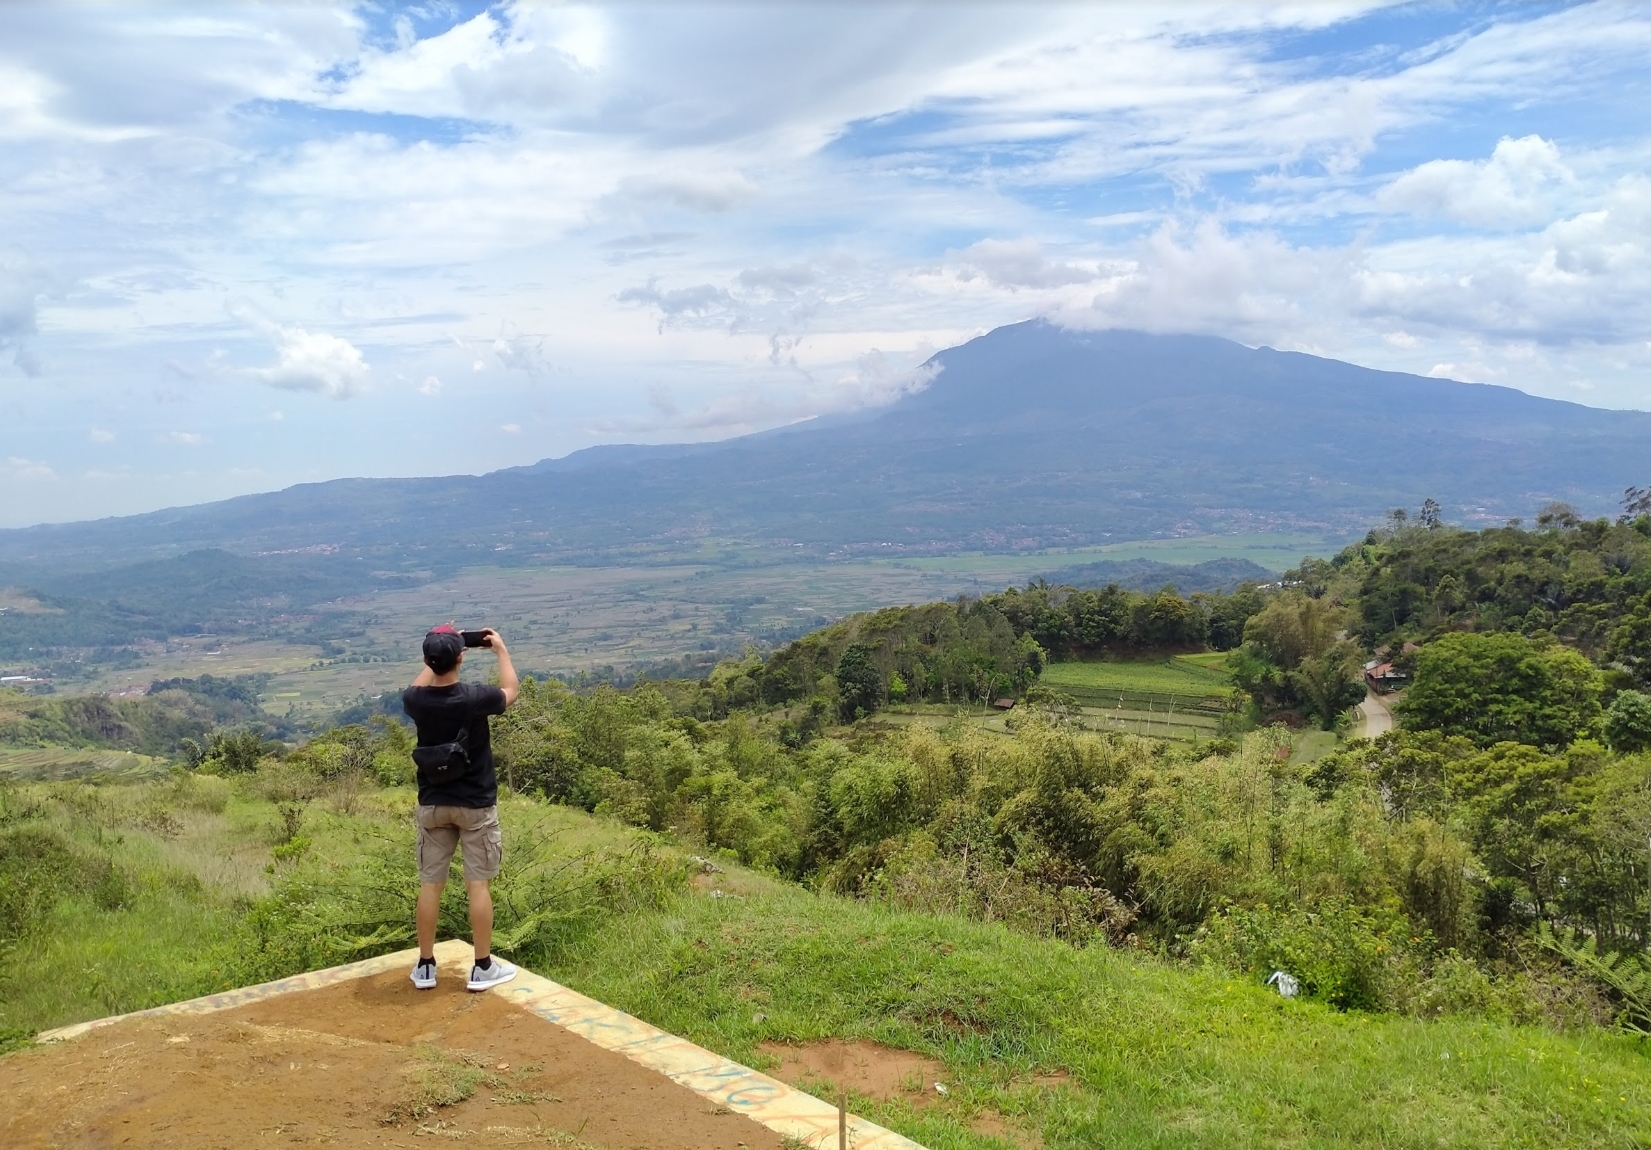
[484,628,519,707]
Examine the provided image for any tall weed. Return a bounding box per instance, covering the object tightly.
[215,813,688,986]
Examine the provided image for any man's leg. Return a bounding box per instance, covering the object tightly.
[416,882,444,958]
[465,878,493,961]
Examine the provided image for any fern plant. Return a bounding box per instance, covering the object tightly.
[1537,922,1651,1033]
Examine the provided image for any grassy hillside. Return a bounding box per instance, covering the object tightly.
[560,880,1650,1150]
[3,774,1648,1148]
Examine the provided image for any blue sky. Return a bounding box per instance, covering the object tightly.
[3,2,1649,527]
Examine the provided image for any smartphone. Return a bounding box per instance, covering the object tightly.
[460,629,492,648]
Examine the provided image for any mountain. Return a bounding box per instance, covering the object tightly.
[4,322,1648,574]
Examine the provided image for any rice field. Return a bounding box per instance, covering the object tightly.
[1040,655,1235,699]
[0,746,169,781]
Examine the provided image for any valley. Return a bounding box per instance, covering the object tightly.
[9,533,1328,716]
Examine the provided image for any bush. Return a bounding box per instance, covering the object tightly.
[197,729,275,774]
[1191,898,1425,1011]
[867,834,1137,944]
[0,825,129,947]
[165,772,231,814]
[1394,952,1542,1024]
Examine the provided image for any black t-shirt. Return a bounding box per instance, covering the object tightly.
[402,682,508,808]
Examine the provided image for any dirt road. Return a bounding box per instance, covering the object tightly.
[1351,691,1393,740]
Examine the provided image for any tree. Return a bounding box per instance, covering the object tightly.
[1243,594,1345,670]
[199,729,272,774]
[1449,741,1586,920]
[1234,595,1362,724]
[1536,501,1581,530]
[835,643,882,721]
[1419,498,1443,530]
[1609,594,1651,688]
[1401,632,1603,748]
[1133,586,1208,648]
[1622,484,1651,523]
[1604,691,1651,754]
[1292,643,1367,730]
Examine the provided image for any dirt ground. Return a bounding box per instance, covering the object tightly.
[758,1039,941,1109]
[0,965,788,1150]
[756,1039,1044,1149]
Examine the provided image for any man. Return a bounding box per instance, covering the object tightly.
[402,623,520,991]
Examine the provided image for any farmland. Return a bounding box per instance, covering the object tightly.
[37,534,1309,720]
[1040,655,1236,699]
[0,746,168,782]
[1035,656,1236,742]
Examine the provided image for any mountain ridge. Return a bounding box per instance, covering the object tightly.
[3,322,1647,574]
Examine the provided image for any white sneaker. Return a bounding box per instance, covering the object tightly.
[411,956,437,990]
[466,957,517,992]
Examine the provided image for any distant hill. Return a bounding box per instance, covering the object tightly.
[3,322,1648,574]
[1044,557,1278,594]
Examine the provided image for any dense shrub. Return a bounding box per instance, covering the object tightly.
[1191,899,1423,1011]
[0,825,129,948]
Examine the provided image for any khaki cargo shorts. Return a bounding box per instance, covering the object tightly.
[415,804,503,884]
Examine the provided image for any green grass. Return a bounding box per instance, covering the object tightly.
[1041,656,1235,698]
[550,884,1651,1150]
[1289,729,1341,765]
[0,781,653,1038]
[6,776,1650,1148]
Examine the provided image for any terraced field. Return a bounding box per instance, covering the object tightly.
[0,746,169,781]
[1039,656,1237,742]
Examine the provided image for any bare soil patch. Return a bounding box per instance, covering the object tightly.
[1,963,787,1150]
[756,1040,1044,1148]
[969,1111,1044,1149]
[757,1038,940,1106]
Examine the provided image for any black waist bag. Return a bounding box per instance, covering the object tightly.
[413,701,472,785]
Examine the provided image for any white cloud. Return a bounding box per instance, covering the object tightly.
[4,456,55,480]
[166,431,205,446]
[0,260,45,376]
[321,5,605,124]
[946,239,1102,291]
[231,303,371,398]
[617,280,738,331]
[418,375,442,396]
[88,427,114,443]
[492,334,547,376]
[1379,135,1575,226]
[1073,220,1346,340]
[834,349,939,408]
[1355,174,1651,344]
[500,423,521,435]
[615,171,758,213]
